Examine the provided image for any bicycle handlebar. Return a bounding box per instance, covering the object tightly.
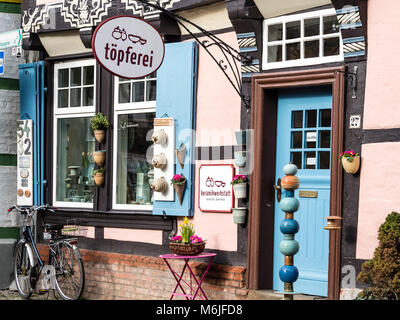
[8,204,56,215]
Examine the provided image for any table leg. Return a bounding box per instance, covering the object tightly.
[188,257,214,300]
[163,258,190,300]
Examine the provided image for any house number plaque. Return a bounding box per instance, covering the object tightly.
[299,190,318,198]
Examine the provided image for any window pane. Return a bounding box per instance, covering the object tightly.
[304,40,319,59]
[70,67,81,87]
[116,112,155,205]
[319,130,331,148]
[291,131,302,149]
[119,83,131,103]
[306,110,317,128]
[132,81,145,102]
[304,18,320,37]
[70,88,81,107]
[292,111,303,128]
[286,42,300,61]
[58,69,69,88]
[268,23,283,42]
[83,66,94,85]
[56,117,95,203]
[324,37,340,56]
[267,45,282,63]
[319,151,330,169]
[305,131,317,148]
[320,109,331,127]
[146,80,156,101]
[286,21,300,40]
[82,87,94,106]
[146,72,156,79]
[305,151,316,169]
[323,15,339,34]
[291,152,302,169]
[58,89,68,108]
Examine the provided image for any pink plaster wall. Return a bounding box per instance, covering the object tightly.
[356,142,400,259]
[195,32,242,147]
[363,0,400,129]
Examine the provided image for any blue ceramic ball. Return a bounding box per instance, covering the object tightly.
[280,219,300,234]
[279,239,299,255]
[280,197,300,213]
[283,163,298,176]
[279,265,299,283]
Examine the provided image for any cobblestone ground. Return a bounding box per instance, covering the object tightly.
[0,289,58,300]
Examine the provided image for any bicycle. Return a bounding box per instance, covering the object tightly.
[8,204,85,300]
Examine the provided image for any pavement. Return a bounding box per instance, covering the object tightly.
[0,289,58,300]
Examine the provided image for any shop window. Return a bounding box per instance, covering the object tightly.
[262,8,343,70]
[113,74,156,211]
[53,59,96,208]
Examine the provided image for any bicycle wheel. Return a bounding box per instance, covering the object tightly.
[51,241,85,300]
[14,241,34,299]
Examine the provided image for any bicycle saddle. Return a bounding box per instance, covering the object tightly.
[45,224,63,231]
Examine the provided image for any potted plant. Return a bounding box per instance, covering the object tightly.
[93,167,105,186]
[339,149,360,174]
[233,207,247,224]
[171,173,186,205]
[93,150,106,167]
[231,174,248,199]
[90,112,109,143]
[169,217,206,255]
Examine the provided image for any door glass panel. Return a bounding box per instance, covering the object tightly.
[320,109,331,127]
[319,131,331,148]
[292,111,303,128]
[291,152,302,169]
[319,151,330,169]
[305,151,316,169]
[291,131,302,149]
[306,110,317,127]
[305,131,317,148]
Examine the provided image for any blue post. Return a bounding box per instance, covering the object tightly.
[279,163,300,300]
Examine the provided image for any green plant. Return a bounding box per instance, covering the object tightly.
[179,217,195,244]
[356,211,400,300]
[90,112,109,131]
[230,175,247,185]
[339,149,359,162]
[93,167,105,175]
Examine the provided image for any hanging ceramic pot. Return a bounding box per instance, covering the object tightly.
[152,153,167,169]
[234,151,247,168]
[150,177,168,193]
[94,172,104,186]
[152,129,168,145]
[94,130,105,144]
[176,143,186,169]
[341,156,360,174]
[94,150,106,167]
[233,207,247,224]
[233,183,247,199]
[173,178,186,205]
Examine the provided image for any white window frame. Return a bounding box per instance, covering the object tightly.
[53,59,96,209]
[262,8,344,70]
[112,75,156,211]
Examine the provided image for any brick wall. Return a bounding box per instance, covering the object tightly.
[37,244,249,300]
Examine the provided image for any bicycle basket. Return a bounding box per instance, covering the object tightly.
[61,219,88,237]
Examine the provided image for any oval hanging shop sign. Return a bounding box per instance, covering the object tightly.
[92,15,165,79]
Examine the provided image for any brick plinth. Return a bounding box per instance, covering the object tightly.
[37,244,248,300]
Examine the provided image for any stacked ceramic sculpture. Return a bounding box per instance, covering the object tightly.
[278,163,300,300]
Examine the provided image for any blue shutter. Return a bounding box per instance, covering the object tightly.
[152,41,198,217]
[19,62,45,206]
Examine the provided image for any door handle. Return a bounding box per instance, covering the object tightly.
[273,178,282,203]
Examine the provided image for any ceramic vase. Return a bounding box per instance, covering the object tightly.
[94,130,105,144]
[341,156,360,174]
[176,143,186,169]
[150,177,168,193]
[233,183,247,199]
[234,151,247,168]
[173,179,186,205]
[152,129,168,145]
[152,153,167,169]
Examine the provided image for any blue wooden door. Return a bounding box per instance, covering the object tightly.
[273,86,332,297]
